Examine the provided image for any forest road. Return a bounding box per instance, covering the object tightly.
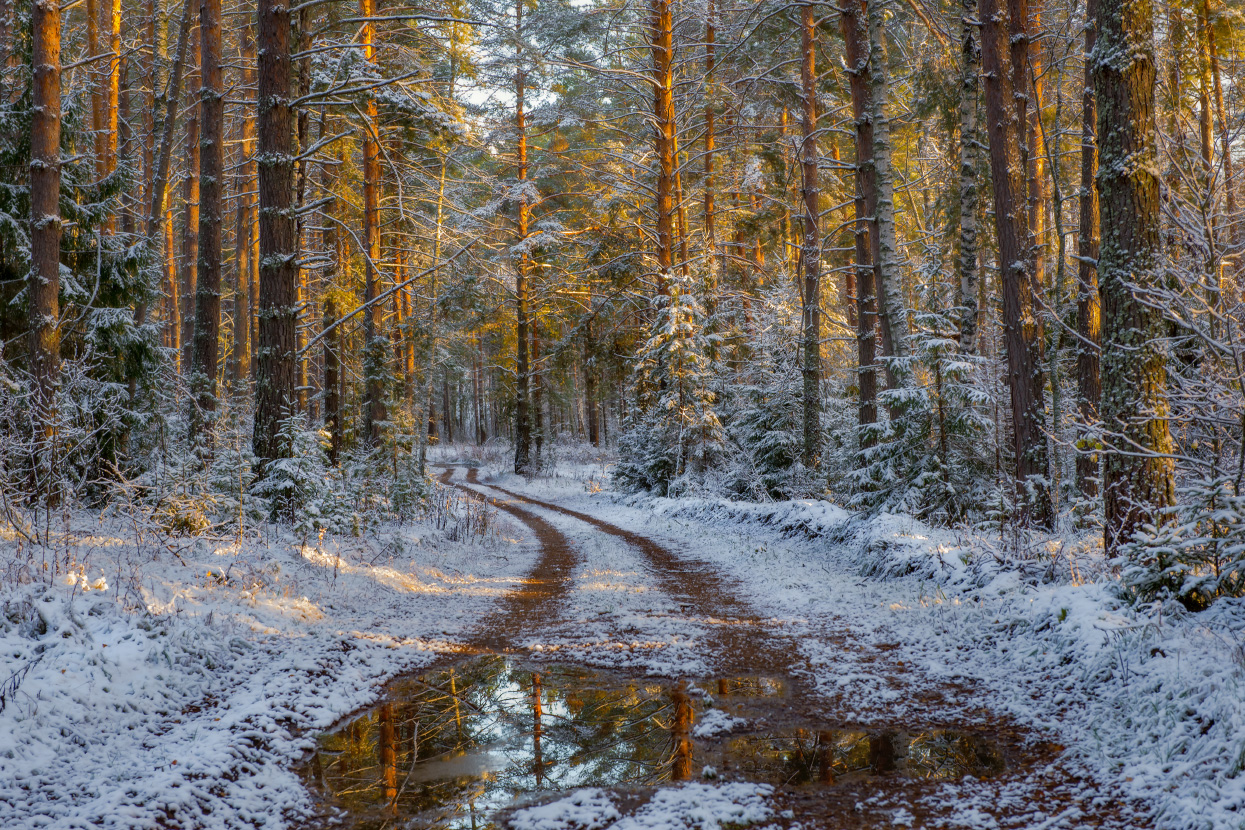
[427,466,1146,830]
[435,467,580,652]
[456,466,803,685]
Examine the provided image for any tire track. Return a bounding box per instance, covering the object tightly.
[436,467,579,651]
[461,467,798,680]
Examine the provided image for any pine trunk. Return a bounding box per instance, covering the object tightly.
[981,0,1053,526]
[866,0,906,401]
[799,3,821,468]
[252,0,298,462]
[1075,0,1101,498]
[190,0,223,434]
[957,0,981,354]
[180,33,200,375]
[513,0,532,474]
[840,0,878,441]
[360,0,387,448]
[651,0,675,294]
[29,0,61,505]
[1094,0,1175,553]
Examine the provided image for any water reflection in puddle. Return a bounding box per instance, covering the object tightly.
[302,656,1004,829]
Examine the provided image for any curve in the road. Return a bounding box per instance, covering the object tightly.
[437,467,579,651]
[461,467,798,679]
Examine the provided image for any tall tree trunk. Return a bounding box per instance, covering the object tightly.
[651,0,675,295]
[585,318,599,446]
[513,0,532,474]
[1075,0,1101,498]
[866,0,906,402]
[360,0,387,448]
[841,0,878,442]
[1027,1,1046,296]
[231,20,255,387]
[252,0,298,462]
[190,0,223,437]
[322,144,343,464]
[981,0,1053,526]
[104,0,120,229]
[180,32,200,375]
[957,0,982,354]
[1207,20,1238,261]
[703,0,717,325]
[29,0,61,506]
[799,2,821,468]
[1094,0,1175,553]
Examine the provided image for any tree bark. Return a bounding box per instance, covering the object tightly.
[361,0,387,448]
[1094,0,1175,553]
[252,0,298,462]
[1075,0,1101,498]
[190,0,223,436]
[29,0,61,505]
[650,0,675,295]
[957,0,982,354]
[703,0,717,324]
[232,22,256,387]
[866,0,906,403]
[840,0,878,442]
[981,0,1053,526]
[513,0,532,474]
[799,2,821,468]
[180,32,200,375]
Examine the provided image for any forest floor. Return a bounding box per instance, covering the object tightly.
[1,447,1243,830]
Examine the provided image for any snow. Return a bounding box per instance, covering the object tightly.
[691,708,746,738]
[4,452,1244,829]
[510,784,773,830]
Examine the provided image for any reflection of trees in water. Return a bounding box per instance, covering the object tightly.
[723,729,1004,785]
[309,657,695,828]
[306,659,1007,828]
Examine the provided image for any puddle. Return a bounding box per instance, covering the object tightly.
[301,656,1006,829]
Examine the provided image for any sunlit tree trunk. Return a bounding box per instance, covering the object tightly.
[514,0,532,474]
[703,0,717,323]
[322,142,344,464]
[1075,0,1101,498]
[29,0,61,505]
[232,23,256,387]
[799,2,821,468]
[981,0,1053,526]
[180,32,200,374]
[252,0,298,462]
[1094,0,1175,553]
[1207,19,1238,261]
[651,0,675,296]
[866,0,906,401]
[360,0,387,448]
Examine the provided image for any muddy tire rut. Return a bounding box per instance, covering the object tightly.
[436,467,580,652]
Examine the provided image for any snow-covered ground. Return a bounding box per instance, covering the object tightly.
[3,447,1243,829]
[464,455,1245,830]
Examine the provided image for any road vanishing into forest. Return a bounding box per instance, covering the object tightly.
[386,465,1149,830]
